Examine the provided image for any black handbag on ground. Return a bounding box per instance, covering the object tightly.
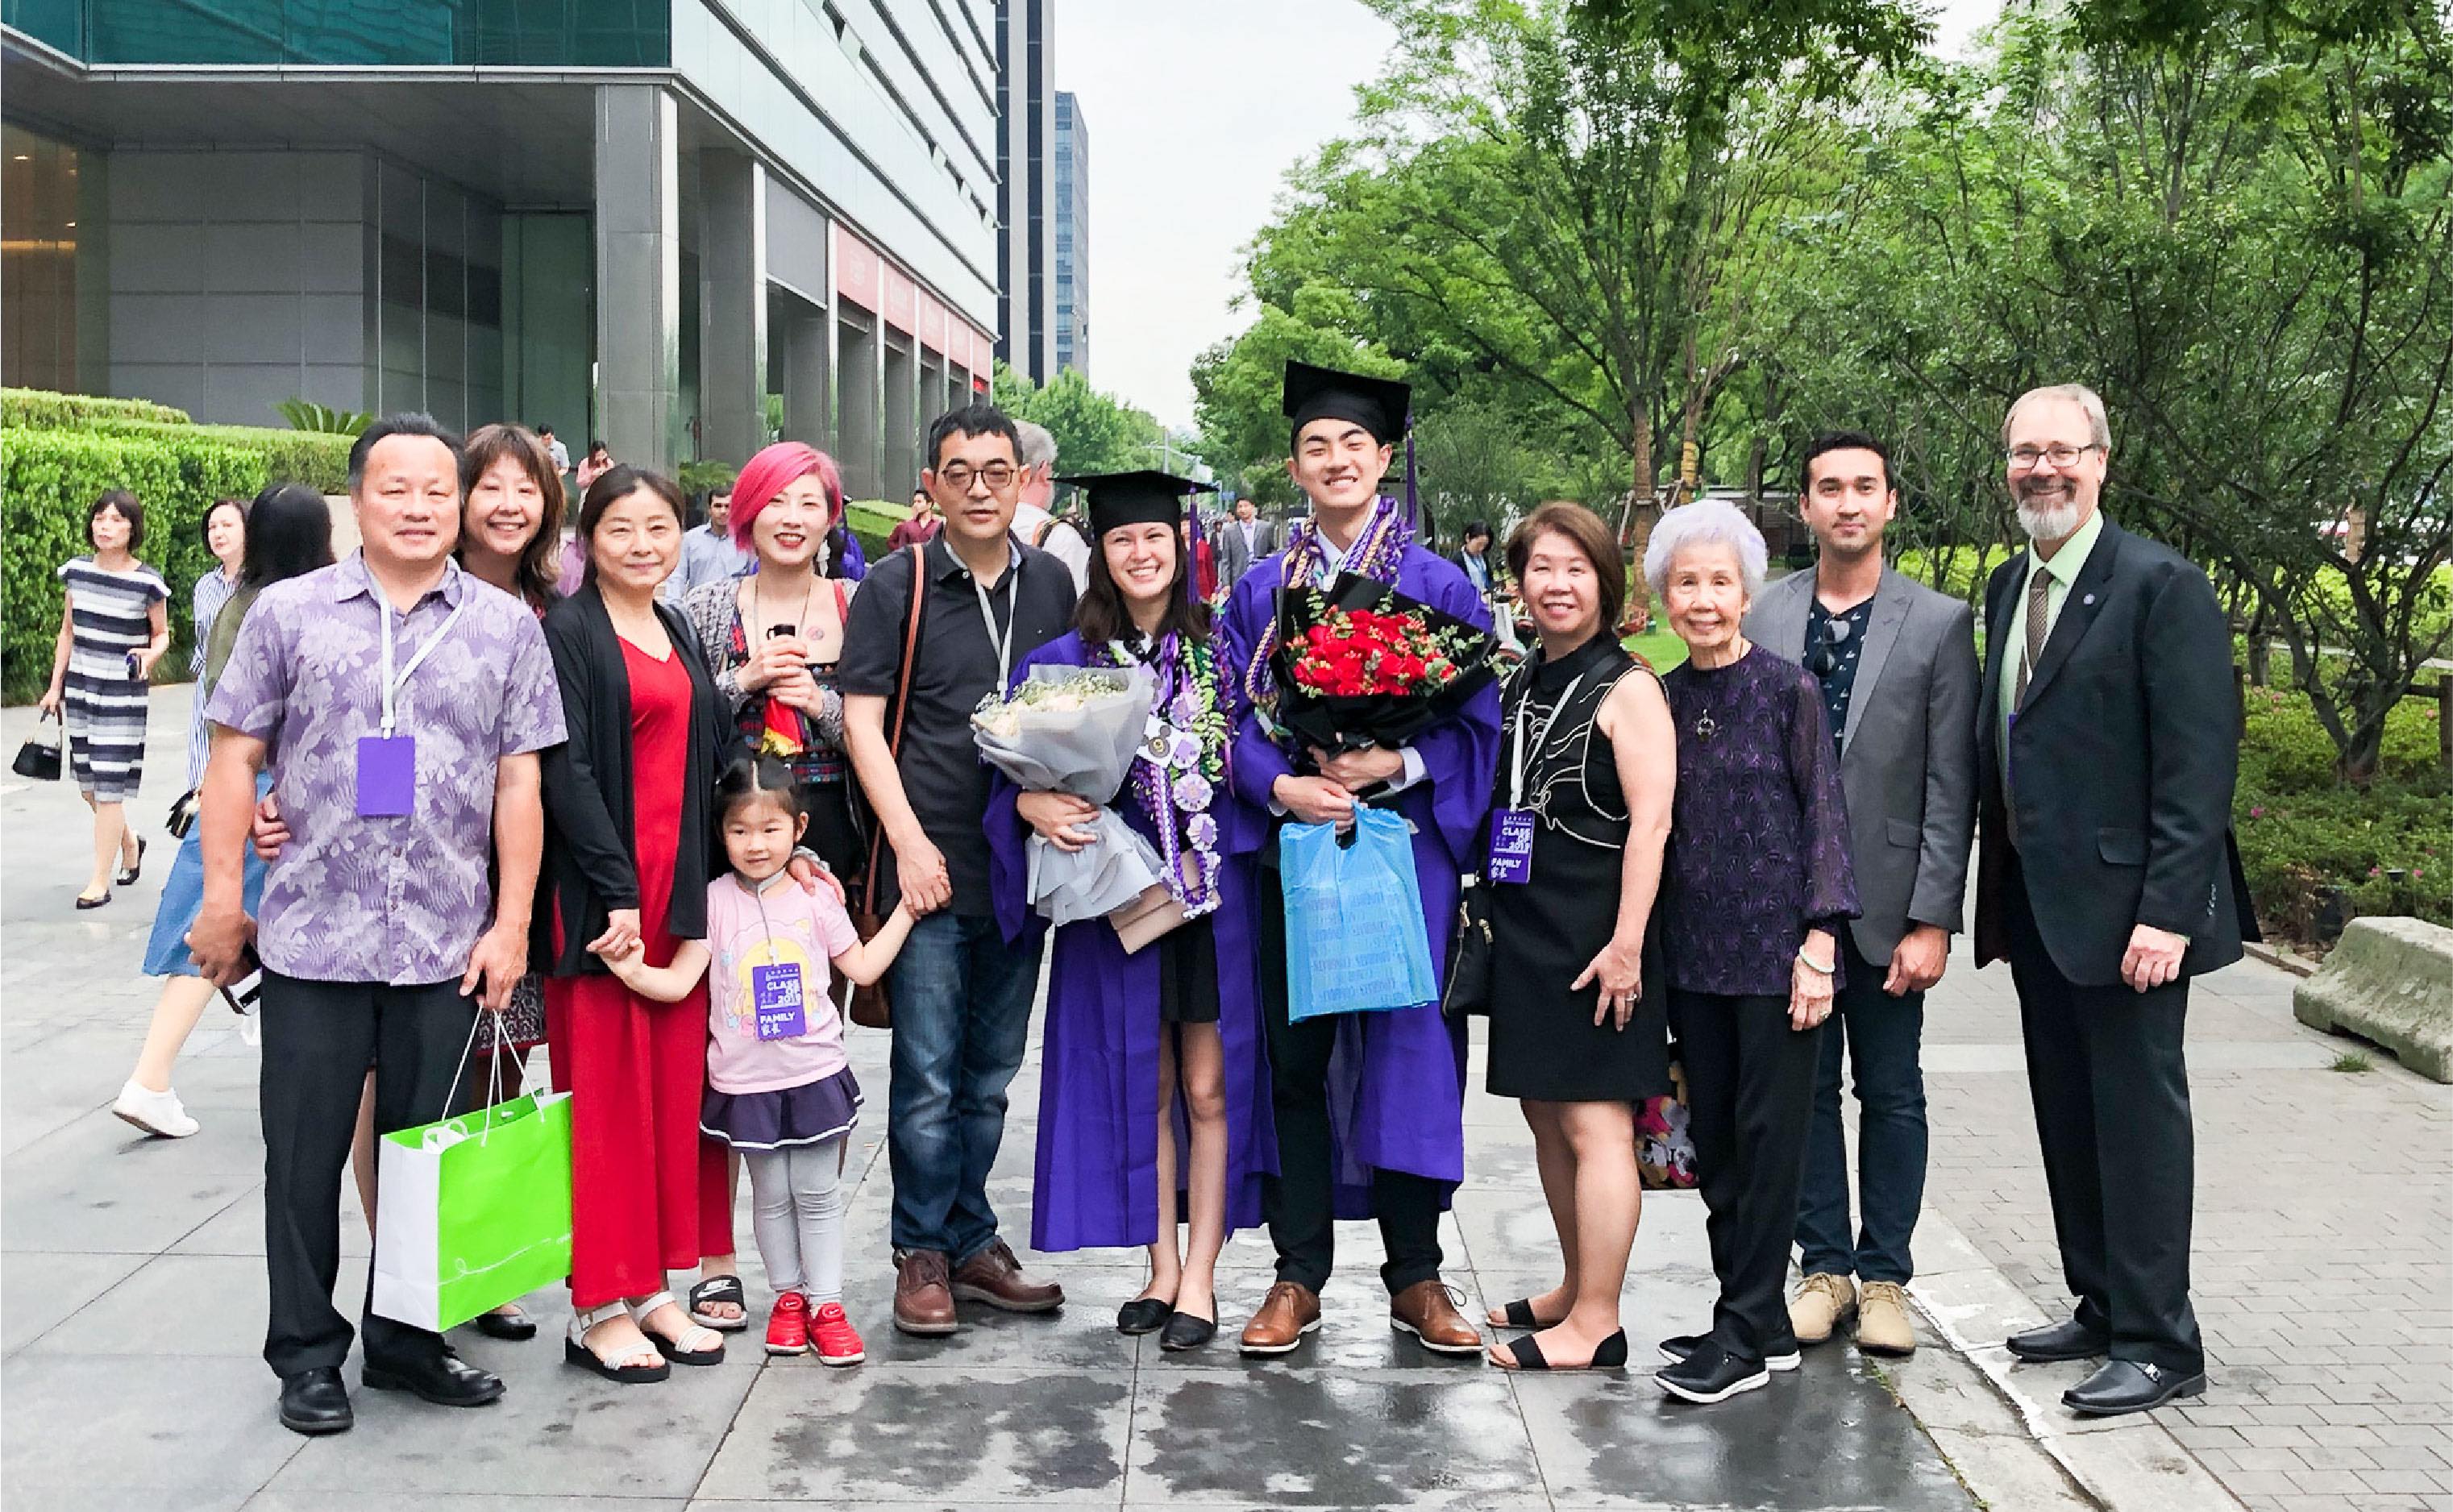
[1441,879,1496,1018]
[13,713,63,782]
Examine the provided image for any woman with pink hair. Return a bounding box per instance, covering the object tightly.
[678,442,864,879]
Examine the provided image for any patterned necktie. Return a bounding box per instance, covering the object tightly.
[2014,566,2052,709]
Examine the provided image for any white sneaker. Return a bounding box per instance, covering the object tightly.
[112,1078,198,1138]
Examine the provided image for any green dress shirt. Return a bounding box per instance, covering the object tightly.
[1998,505,2106,757]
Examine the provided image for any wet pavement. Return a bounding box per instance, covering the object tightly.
[3,689,2004,1509]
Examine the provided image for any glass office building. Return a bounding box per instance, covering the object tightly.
[1052,89,1087,377]
[2,0,1001,493]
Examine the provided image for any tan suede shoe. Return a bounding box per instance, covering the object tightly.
[1856,1281,1917,1357]
[1238,1281,1322,1355]
[1788,1272,1858,1346]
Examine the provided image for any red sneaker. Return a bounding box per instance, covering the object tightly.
[764,1292,810,1356]
[811,1301,865,1366]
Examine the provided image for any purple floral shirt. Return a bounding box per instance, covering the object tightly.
[205,554,566,985]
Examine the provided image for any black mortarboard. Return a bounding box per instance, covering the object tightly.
[1060,470,1216,539]
[1283,361,1412,449]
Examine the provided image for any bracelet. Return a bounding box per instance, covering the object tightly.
[1796,947,1836,975]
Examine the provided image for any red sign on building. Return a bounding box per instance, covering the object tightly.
[833,226,879,313]
[881,264,917,335]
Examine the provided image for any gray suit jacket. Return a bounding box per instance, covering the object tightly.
[1744,565,1980,965]
[1214,517,1276,589]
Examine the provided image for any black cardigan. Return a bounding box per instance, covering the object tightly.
[535,584,730,978]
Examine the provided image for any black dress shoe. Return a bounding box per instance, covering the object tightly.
[1658,1333,1802,1372]
[2064,1359,2206,1416]
[278,1367,353,1435]
[2007,1318,2111,1364]
[1158,1311,1217,1352]
[1116,1297,1173,1335]
[472,1306,538,1342]
[361,1351,505,1408]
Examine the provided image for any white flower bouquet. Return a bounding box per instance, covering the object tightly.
[973,666,1175,931]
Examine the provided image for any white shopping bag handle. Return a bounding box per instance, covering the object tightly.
[435,1008,543,1149]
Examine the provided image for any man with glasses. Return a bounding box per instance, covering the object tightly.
[1744,432,1978,1364]
[840,403,1079,1337]
[1973,384,2251,1416]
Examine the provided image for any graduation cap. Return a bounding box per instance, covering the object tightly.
[1059,469,1216,539]
[1283,360,1422,530]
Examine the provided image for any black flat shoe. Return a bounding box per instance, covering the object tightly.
[1117,1296,1174,1335]
[1657,1340,1771,1404]
[1659,1332,1802,1371]
[472,1306,538,1342]
[361,1351,504,1408]
[116,837,147,887]
[74,891,111,911]
[277,1366,352,1435]
[2063,1359,2206,1416]
[1159,1311,1217,1352]
[1495,1329,1628,1372]
[2008,1318,2110,1364]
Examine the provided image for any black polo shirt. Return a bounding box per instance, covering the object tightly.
[1805,592,1877,756]
[840,535,1078,916]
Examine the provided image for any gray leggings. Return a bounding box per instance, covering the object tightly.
[746,1135,848,1303]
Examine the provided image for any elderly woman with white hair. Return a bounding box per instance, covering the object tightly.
[1643,500,1861,1407]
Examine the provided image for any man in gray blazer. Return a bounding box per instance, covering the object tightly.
[1213,496,1276,589]
[1744,431,1978,1362]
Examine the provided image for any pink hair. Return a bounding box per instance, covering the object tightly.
[728,442,846,550]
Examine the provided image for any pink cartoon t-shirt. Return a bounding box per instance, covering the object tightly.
[702,873,859,1095]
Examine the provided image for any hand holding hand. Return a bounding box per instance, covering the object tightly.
[2122,923,2188,993]
[586,908,642,962]
[896,835,953,916]
[1017,791,1102,852]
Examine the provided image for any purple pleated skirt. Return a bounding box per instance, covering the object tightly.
[701,1067,863,1152]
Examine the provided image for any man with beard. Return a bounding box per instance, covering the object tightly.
[1973,383,2252,1417]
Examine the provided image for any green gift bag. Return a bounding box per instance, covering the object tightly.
[370,1042,573,1334]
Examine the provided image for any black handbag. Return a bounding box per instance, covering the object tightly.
[1441,879,1496,1018]
[12,713,63,782]
[166,789,200,839]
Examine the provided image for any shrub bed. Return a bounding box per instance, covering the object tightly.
[1,388,192,428]
[2234,685,2449,941]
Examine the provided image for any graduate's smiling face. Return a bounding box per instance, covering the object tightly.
[1288,419,1393,514]
[1100,521,1180,609]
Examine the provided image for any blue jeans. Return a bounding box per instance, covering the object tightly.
[886,910,1042,1263]
[1794,933,1928,1284]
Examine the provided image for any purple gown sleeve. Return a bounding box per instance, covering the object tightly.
[1216,569,1294,858]
[1784,665,1862,932]
[1399,552,1505,869]
[984,634,1087,946]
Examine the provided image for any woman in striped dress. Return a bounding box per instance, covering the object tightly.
[181,497,248,792]
[38,490,171,908]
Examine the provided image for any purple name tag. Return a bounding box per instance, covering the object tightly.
[355,734,415,817]
[1488,808,1536,884]
[751,962,806,1041]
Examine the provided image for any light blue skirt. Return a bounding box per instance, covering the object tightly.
[142,778,271,978]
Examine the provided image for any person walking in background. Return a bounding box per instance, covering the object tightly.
[598,757,917,1366]
[39,489,171,909]
[1212,496,1275,589]
[188,413,562,1437]
[838,404,1077,1337]
[666,474,753,601]
[1009,421,1093,592]
[1744,432,1978,1361]
[1975,384,2247,1417]
[1453,520,1503,599]
[822,517,868,582]
[886,488,940,551]
[988,470,1276,1355]
[111,485,332,1140]
[537,466,738,1383]
[576,439,614,496]
[1644,500,1859,1406]
[181,496,248,795]
[1481,503,1678,1373]
[1183,517,1218,602]
[538,424,572,478]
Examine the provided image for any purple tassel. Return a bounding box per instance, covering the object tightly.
[1403,420,1421,536]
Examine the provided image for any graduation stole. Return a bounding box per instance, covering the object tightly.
[1240,496,1414,711]
[1103,633,1230,918]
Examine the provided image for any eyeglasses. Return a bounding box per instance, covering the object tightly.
[935,461,1017,492]
[1808,616,1853,677]
[2006,442,2102,472]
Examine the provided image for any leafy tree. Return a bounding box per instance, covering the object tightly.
[992,362,1170,480]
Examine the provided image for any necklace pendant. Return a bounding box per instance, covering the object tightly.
[1694,712,1718,742]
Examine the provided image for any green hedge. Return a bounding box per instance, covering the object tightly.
[1,388,193,429]
[90,420,350,495]
[2234,685,2450,940]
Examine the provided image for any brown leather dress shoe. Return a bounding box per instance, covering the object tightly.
[893,1250,959,1336]
[950,1240,1065,1313]
[1238,1281,1322,1355]
[1390,1279,1483,1356]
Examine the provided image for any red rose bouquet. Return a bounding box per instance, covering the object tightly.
[1268,573,1497,753]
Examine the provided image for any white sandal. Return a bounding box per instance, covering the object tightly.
[630,1290,725,1366]
[563,1301,669,1383]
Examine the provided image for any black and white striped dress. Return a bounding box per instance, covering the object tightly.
[56,555,168,802]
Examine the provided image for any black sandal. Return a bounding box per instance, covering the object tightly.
[688,1273,749,1331]
[1493,1298,1561,1330]
[116,837,147,887]
[1493,1329,1629,1372]
[633,1292,724,1365]
[563,1303,669,1384]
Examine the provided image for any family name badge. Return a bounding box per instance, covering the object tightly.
[751,962,806,1041]
[1488,808,1536,883]
[355,735,416,817]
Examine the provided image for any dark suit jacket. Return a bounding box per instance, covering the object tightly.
[1214,517,1275,588]
[1973,516,2255,984]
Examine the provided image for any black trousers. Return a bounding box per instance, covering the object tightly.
[1255,858,1446,1297]
[260,971,479,1379]
[1669,988,1823,1365]
[2003,857,2204,1375]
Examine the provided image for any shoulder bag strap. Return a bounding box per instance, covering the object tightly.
[859,544,929,914]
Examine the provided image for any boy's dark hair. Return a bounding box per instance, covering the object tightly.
[713,754,804,825]
[1801,430,1894,495]
[347,412,463,494]
[923,404,1021,472]
[89,488,146,552]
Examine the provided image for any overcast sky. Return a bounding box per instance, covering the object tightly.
[1054,1,2005,431]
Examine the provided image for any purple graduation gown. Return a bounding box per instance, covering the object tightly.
[987,632,1278,1252]
[1215,541,1503,1212]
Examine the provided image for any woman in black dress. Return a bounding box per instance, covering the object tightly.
[1482,502,1678,1372]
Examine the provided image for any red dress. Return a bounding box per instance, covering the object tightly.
[547,636,733,1310]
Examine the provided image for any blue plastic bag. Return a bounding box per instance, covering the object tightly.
[1280,808,1437,1022]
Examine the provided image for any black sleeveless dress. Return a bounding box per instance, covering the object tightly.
[1485,633,1673,1103]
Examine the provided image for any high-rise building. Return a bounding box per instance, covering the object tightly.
[2,2,1001,494]
[1052,90,1088,377]
[995,0,1057,384]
